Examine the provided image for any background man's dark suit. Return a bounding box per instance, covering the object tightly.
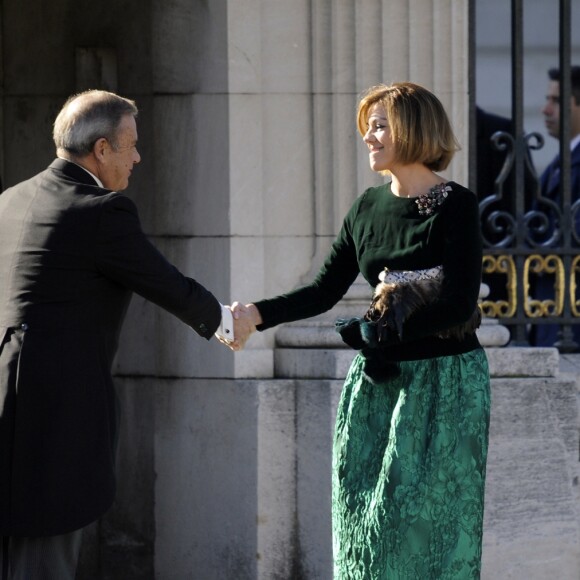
[0,158,222,537]
[530,142,580,347]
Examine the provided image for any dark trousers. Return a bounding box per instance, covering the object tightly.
[0,530,82,580]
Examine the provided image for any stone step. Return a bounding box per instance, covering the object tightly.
[276,318,512,348]
[274,347,559,379]
[485,347,559,378]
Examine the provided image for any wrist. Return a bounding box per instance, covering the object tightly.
[248,304,263,327]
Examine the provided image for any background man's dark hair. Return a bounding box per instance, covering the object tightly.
[548,66,580,105]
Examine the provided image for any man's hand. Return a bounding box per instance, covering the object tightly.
[230,303,255,351]
[217,303,262,351]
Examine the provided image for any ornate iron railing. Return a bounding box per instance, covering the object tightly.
[477,0,577,351]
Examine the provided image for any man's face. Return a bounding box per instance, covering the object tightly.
[542,80,580,140]
[98,114,141,191]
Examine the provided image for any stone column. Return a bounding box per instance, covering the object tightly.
[228,0,472,378]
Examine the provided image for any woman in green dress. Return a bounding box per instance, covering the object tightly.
[227,82,490,579]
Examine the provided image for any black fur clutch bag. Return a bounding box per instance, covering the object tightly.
[335,273,482,383]
[364,275,481,343]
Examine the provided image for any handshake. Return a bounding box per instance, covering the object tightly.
[218,302,263,351]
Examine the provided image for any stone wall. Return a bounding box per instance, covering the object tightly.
[483,351,580,579]
[86,342,580,579]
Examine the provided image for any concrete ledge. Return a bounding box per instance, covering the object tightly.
[275,346,560,379]
[276,319,512,350]
[485,347,559,378]
[276,323,345,349]
[274,348,356,379]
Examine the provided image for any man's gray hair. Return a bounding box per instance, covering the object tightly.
[53,90,138,157]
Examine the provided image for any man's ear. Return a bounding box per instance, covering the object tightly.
[92,137,109,162]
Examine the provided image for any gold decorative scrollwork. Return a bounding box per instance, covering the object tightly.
[481,253,580,321]
[480,255,516,318]
[523,254,564,317]
[571,256,580,316]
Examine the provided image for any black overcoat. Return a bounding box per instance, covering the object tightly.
[0,159,222,536]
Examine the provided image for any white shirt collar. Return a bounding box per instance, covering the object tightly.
[57,156,105,188]
[570,134,580,152]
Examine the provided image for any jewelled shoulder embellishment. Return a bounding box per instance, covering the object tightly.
[415,183,452,216]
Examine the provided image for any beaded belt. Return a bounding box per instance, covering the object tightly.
[378,265,443,284]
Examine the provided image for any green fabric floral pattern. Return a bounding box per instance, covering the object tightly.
[332,349,490,579]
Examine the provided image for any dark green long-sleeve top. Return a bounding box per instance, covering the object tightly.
[255,180,483,361]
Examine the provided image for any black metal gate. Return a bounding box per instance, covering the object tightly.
[474,0,579,351]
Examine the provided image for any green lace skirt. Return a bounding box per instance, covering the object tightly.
[332,348,490,580]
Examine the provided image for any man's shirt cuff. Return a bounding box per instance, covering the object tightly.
[215,304,234,341]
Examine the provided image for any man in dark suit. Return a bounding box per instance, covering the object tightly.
[0,90,246,578]
[529,66,580,348]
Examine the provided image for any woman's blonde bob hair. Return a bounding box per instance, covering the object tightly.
[356,82,460,171]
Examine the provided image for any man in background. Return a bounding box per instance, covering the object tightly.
[529,66,580,348]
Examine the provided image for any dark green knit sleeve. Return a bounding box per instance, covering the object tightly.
[254,195,364,330]
[396,189,483,341]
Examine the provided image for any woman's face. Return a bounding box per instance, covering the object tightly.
[363,103,396,172]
